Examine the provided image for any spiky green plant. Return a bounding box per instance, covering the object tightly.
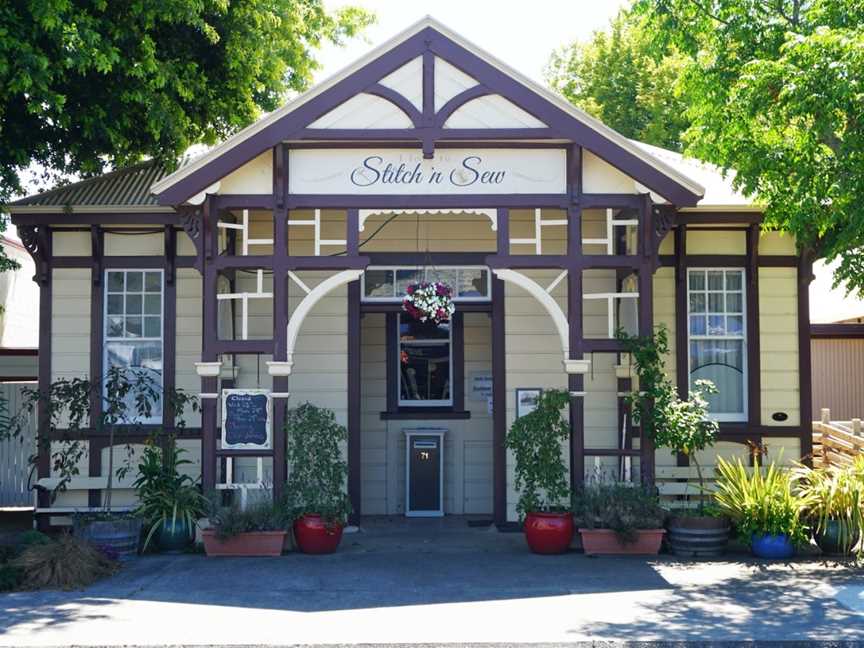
[794,456,864,556]
[713,456,809,546]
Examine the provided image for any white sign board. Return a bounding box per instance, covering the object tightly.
[288,148,567,195]
[469,373,493,401]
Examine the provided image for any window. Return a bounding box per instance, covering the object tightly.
[687,268,746,421]
[363,266,490,301]
[398,315,452,407]
[104,270,164,423]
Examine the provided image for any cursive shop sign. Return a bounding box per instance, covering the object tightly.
[288,148,567,195]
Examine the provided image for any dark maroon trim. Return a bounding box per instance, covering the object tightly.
[347,279,361,523]
[637,195,655,484]
[271,206,288,498]
[746,225,761,427]
[491,271,506,525]
[580,194,645,209]
[212,339,273,354]
[434,86,492,127]
[216,448,274,458]
[35,228,52,526]
[0,376,38,382]
[660,254,797,267]
[367,252,488,266]
[367,83,423,126]
[200,196,218,491]
[583,339,626,353]
[380,410,471,420]
[584,448,642,457]
[155,26,700,206]
[385,312,398,413]
[288,141,568,150]
[87,226,104,507]
[677,212,762,224]
[296,127,562,140]
[452,311,465,413]
[286,194,570,209]
[798,253,815,462]
[51,256,197,269]
[674,225,688,398]
[361,302,491,314]
[11,213,180,226]
[567,144,585,489]
[0,348,38,356]
[811,324,864,338]
[211,255,369,271]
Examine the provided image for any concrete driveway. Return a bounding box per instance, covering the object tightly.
[3,517,864,646]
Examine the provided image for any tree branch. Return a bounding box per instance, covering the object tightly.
[685,0,732,26]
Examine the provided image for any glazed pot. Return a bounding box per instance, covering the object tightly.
[157,518,195,553]
[579,528,665,555]
[523,511,574,554]
[666,515,730,558]
[814,520,861,556]
[751,532,794,559]
[74,516,142,558]
[293,514,345,554]
[201,529,286,557]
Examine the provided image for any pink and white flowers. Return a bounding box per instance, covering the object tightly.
[402,281,455,324]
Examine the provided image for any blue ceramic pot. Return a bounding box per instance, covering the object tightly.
[157,518,194,553]
[751,532,794,559]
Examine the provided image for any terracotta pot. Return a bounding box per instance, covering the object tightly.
[201,529,286,557]
[579,528,665,555]
[293,514,345,554]
[523,511,574,554]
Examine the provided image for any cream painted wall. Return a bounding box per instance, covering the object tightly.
[759,267,800,426]
[51,268,90,383]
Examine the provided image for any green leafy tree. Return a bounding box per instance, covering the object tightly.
[634,0,864,293]
[546,10,691,151]
[0,1,374,204]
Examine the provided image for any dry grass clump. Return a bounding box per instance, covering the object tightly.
[12,534,119,590]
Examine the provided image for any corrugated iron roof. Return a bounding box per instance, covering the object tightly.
[10,160,171,207]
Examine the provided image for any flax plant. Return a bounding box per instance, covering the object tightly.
[713,456,808,546]
[794,457,864,557]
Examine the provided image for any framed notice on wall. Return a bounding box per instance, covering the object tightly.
[221,389,272,450]
[516,388,543,419]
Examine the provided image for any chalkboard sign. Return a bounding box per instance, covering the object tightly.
[221,389,272,449]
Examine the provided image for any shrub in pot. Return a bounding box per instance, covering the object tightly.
[202,495,291,557]
[618,327,729,557]
[504,389,574,554]
[714,456,808,559]
[286,403,351,554]
[133,436,207,553]
[573,481,667,554]
[794,457,864,557]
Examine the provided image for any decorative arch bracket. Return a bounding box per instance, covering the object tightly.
[358,208,497,233]
[492,269,590,375]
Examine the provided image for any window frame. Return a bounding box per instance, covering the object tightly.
[396,313,454,408]
[103,268,165,425]
[361,266,491,303]
[686,267,748,423]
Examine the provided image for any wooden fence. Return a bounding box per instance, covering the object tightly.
[0,383,35,507]
[812,408,864,469]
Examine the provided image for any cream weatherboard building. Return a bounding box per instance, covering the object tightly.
[8,18,810,525]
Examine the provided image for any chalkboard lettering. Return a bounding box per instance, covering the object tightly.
[223,392,270,448]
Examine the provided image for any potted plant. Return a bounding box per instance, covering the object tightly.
[573,481,667,554]
[794,457,864,557]
[402,280,455,324]
[285,403,352,554]
[202,495,290,557]
[504,389,573,554]
[618,327,729,556]
[714,456,808,559]
[133,435,208,553]
[8,367,198,557]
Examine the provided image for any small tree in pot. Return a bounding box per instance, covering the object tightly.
[285,402,351,554]
[618,327,728,557]
[504,389,573,554]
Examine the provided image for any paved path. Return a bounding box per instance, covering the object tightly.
[3,520,864,645]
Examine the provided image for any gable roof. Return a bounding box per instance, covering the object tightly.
[150,16,706,207]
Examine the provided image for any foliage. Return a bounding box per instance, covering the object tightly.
[19,530,51,547]
[546,8,691,151]
[713,456,809,546]
[285,402,351,523]
[402,281,455,325]
[794,456,864,556]
[618,326,718,511]
[634,0,864,294]
[572,481,667,543]
[133,435,208,552]
[6,366,198,510]
[12,533,118,590]
[504,389,572,517]
[0,1,374,205]
[206,494,291,540]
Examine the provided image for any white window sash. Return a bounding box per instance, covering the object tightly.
[397,314,454,407]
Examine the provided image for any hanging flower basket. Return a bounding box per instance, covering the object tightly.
[402,281,455,324]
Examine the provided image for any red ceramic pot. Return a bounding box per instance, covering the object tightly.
[523,511,574,554]
[201,529,286,557]
[293,514,345,554]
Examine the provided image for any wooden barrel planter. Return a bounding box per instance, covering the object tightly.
[666,516,730,558]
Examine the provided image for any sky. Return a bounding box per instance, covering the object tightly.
[316,0,629,83]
